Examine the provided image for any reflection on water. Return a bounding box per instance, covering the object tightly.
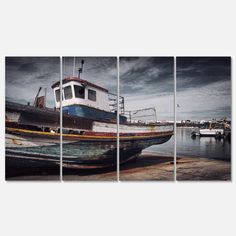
[177,128,231,160]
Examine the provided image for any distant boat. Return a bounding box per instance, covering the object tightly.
[199,128,224,137]
[199,120,224,137]
[6,60,173,168]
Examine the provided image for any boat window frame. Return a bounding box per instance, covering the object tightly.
[88,89,96,102]
[55,89,60,102]
[64,85,73,100]
[74,85,85,99]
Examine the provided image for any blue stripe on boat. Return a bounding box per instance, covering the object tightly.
[62,104,127,124]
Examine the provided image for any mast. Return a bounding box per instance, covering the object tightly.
[33,87,42,106]
[78,59,84,78]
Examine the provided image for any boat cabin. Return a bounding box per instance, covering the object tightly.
[52,77,110,111]
[51,77,127,123]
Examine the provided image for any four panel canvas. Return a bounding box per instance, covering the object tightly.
[5,57,231,181]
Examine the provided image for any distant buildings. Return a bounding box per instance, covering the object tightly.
[176,118,231,128]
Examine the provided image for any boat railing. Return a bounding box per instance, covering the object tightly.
[122,107,158,124]
[108,93,124,113]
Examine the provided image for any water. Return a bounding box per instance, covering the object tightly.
[146,136,174,156]
[176,128,231,160]
[145,128,231,160]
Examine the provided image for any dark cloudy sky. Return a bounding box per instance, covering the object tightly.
[6,57,117,108]
[6,57,60,108]
[6,57,229,121]
[63,57,117,94]
[177,57,231,121]
[120,57,174,121]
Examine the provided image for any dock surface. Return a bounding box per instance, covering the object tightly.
[6,152,230,181]
[176,156,231,181]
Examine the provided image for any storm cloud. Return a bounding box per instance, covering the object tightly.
[6,57,60,108]
[120,57,174,121]
[176,57,231,120]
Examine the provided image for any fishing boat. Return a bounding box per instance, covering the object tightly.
[6,60,173,168]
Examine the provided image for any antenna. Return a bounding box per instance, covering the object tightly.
[78,59,85,78]
[72,57,76,77]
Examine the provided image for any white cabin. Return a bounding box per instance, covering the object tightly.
[52,77,111,112]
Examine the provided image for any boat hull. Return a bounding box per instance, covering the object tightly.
[6,128,172,168]
[6,101,173,168]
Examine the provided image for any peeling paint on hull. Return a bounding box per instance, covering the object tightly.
[6,129,172,168]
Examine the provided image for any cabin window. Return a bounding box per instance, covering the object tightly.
[64,85,72,100]
[55,89,60,102]
[88,89,96,101]
[74,85,85,99]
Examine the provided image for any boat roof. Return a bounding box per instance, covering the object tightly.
[51,76,108,93]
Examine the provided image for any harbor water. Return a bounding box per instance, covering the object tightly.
[176,127,230,160]
[146,127,231,160]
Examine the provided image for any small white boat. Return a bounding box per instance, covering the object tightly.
[199,128,224,137]
[199,121,224,137]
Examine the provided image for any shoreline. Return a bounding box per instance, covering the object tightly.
[5,152,231,181]
[143,150,230,162]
